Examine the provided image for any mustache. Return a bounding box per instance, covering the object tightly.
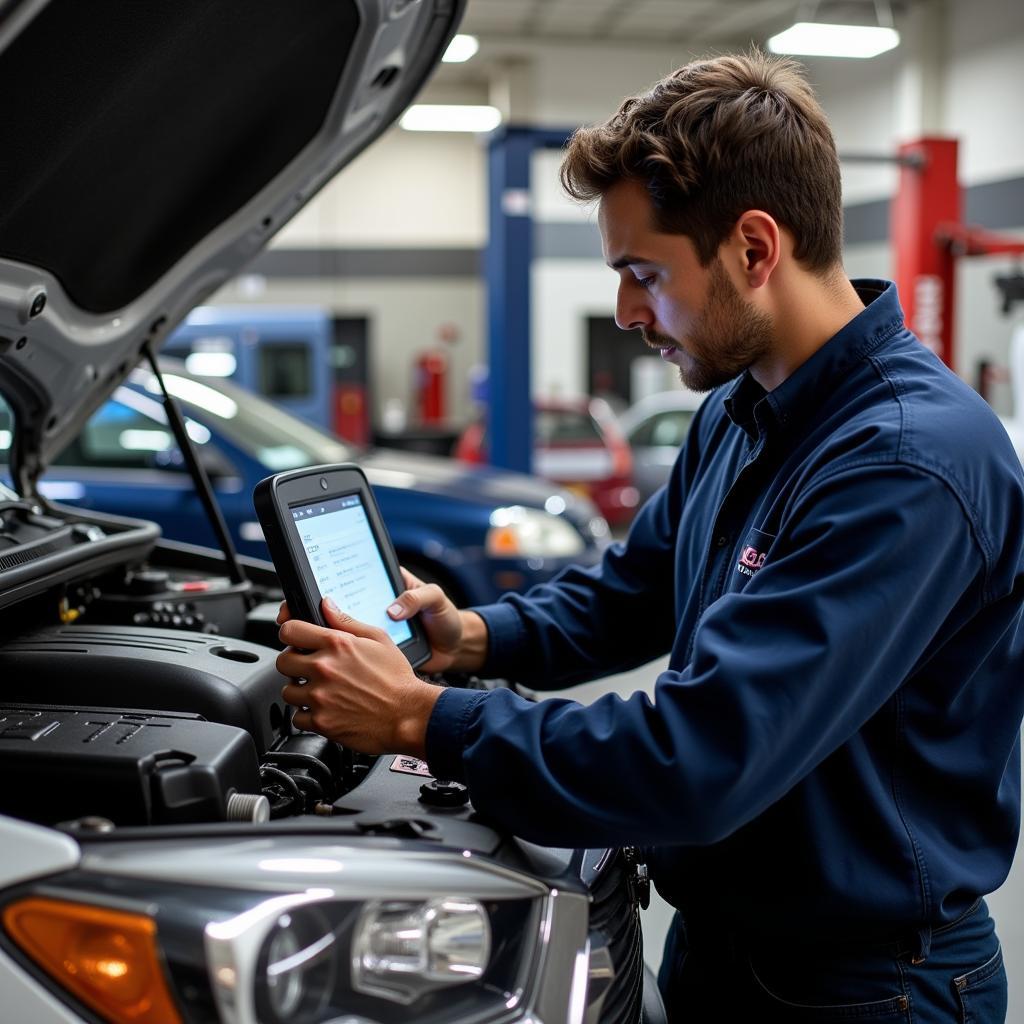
[642,329,677,349]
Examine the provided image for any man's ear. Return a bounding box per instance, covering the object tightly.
[728,210,781,289]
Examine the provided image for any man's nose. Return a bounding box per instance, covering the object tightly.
[615,285,652,332]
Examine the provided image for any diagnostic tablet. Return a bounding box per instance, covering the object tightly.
[253,464,430,668]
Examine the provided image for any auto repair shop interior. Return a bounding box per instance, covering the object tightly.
[0,1,1023,1023]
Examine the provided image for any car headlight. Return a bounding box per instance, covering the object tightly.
[2,843,591,1024]
[352,897,490,1003]
[208,890,530,1024]
[486,506,586,558]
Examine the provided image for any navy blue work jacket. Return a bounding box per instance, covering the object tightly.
[426,280,1024,940]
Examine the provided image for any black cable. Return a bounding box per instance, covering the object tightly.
[259,764,303,818]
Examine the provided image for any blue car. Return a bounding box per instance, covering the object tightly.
[14,363,608,607]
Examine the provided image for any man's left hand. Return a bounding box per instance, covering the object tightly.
[276,597,442,757]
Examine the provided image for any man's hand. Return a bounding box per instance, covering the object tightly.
[385,568,480,674]
[276,597,442,757]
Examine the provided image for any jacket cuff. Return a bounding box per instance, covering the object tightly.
[424,686,490,782]
[473,601,529,678]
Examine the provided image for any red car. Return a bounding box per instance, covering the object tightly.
[455,397,639,526]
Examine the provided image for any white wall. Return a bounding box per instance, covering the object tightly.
[946,0,1024,185]
[274,129,488,248]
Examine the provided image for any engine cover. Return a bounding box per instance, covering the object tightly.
[0,703,261,826]
[0,625,287,751]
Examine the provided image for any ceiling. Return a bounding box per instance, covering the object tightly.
[459,0,807,47]
[419,0,916,109]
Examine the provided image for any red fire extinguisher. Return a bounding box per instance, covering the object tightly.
[333,384,369,445]
[414,350,447,425]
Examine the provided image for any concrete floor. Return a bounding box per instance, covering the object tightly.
[545,657,1024,1021]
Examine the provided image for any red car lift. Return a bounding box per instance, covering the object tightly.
[893,137,1024,372]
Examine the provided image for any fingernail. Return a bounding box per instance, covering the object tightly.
[324,596,339,612]
[387,603,404,619]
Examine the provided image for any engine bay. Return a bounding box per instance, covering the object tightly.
[0,492,486,842]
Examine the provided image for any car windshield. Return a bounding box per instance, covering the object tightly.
[132,366,353,471]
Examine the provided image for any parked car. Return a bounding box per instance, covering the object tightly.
[998,320,1024,464]
[0,4,661,1024]
[455,397,640,526]
[618,389,705,504]
[0,362,608,608]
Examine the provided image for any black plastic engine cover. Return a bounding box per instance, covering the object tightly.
[0,704,261,826]
[0,625,287,751]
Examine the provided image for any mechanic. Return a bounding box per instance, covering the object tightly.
[276,51,1024,1021]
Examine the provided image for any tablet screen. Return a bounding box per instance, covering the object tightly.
[290,493,413,646]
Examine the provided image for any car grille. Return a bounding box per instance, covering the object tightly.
[590,851,644,1024]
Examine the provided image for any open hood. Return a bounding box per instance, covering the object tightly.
[0,0,464,495]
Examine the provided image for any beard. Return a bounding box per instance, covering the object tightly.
[643,257,774,392]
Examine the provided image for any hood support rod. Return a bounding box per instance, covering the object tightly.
[143,347,250,596]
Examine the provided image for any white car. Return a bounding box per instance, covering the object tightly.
[998,321,1024,463]
[618,390,705,504]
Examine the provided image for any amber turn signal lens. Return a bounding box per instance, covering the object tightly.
[486,526,521,556]
[2,897,182,1023]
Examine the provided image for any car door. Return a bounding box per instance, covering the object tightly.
[39,387,249,551]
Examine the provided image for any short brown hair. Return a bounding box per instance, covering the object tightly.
[560,50,843,272]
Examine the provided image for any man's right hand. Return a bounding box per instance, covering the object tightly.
[388,568,488,675]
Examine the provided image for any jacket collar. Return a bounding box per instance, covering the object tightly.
[723,279,905,441]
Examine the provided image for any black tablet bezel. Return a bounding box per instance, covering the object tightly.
[254,464,430,668]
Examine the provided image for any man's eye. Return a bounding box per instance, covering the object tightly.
[637,275,655,290]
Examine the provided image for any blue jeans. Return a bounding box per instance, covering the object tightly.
[657,900,1006,1022]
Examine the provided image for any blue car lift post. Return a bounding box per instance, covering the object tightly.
[485,126,574,475]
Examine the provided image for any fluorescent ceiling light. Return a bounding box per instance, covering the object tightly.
[442,34,479,63]
[400,104,502,133]
[768,21,899,57]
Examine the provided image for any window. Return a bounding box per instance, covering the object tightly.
[259,342,312,398]
[631,410,695,448]
[50,387,222,474]
[52,398,177,470]
[535,409,602,446]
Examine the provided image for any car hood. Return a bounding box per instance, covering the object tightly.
[0,0,464,495]
[360,446,603,518]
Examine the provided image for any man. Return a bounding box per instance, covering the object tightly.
[276,51,1024,1021]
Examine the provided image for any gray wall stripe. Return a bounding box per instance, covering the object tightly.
[250,247,481,278]
[965,177,1024,229]
[254,174,1024,276]
[843,198,890,246]
[535,221,605,260]
[841,175,1024,247]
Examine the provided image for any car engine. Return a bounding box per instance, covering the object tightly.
[0,494,654,1024]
